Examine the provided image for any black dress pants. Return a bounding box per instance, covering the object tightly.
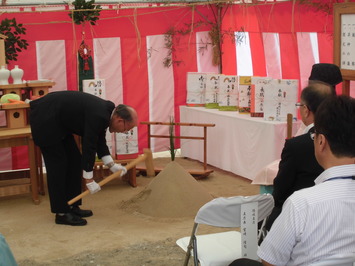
[40,134,82,213]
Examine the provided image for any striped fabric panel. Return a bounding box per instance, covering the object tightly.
[196,31,219,74]
[146,34,175,152]
[235,31,253,76]
[296,32,318,90]
[263,32,282,79]
[36,40,67,92]
[93,37,123,106]
[93,37,125,154]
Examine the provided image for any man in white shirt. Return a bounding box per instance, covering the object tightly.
[230,95,355,266]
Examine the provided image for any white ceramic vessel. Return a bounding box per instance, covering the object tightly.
[10,65,24,84]
[0,65,10,85]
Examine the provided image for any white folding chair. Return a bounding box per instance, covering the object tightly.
[309,254,355,266]
[176,194,274,266]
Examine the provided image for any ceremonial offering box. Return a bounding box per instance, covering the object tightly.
[186,72,206,107]
[238,76,252,113]
[0,82,54,129]
[205,73,220,109]
[218,75,238,111]
[263,79,298,121]
[250,77,272,117]
[1,85,22,96]
[26,80,53,97]
[0,103,29,128]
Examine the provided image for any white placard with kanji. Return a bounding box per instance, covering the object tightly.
[82,79,106,99]
[205,73,220,106]
[263,79,298,121]
[186,72,206,105]
[251,77,272,115]
[241,202,258,260]
[341,14,355,70]
[116,127,138,155]
[219,75,238,110]
[238,76,252,113]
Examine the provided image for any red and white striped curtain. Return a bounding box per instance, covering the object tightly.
[1,2,354,171]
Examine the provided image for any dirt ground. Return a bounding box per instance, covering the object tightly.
[0,157,259,266]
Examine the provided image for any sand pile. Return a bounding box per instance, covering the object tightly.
[122,161,214,218]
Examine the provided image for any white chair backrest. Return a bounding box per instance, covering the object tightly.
[195,194,274,227]
[309,254,355,266]
[194,194,274,261]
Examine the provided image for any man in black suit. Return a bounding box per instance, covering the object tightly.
[30,91,138,226]
[264,81,334,230]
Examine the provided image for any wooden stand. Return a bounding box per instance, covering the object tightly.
[139,121,215,178]
[0,82,54,202]
[0,127,40,204]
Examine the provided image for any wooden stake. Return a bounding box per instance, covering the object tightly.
[144,148,155,177]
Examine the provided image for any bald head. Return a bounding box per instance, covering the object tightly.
[301,81,334,114]
[109,104,138,133]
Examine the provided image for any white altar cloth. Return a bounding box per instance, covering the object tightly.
[180,106,301,181]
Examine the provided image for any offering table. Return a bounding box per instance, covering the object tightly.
[180,106,301,181]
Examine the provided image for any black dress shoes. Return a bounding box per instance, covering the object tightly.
[70,206,93,218]
[55,213,87,226]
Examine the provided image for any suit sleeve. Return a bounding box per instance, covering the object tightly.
[81,118,110,172]
[96,129,110,159]
[272,139,298,207]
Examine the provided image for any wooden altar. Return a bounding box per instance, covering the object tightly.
[0,82,55,203]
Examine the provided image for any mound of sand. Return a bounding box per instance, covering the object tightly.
[122,161,214,218]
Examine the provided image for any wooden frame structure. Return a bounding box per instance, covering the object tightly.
[140,121,215,177]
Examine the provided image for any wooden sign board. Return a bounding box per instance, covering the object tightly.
[334,2,355,95]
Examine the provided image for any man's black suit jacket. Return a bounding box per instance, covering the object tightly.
[30,91,115,172]
[272,130,324,208]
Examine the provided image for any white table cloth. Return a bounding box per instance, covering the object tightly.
[180,106,301,181]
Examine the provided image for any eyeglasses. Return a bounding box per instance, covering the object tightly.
[310,132,315,140]
[122,120,128,132]
[295,102,306,108]
[310,130,321,141]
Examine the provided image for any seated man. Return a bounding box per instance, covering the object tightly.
[265,81,334,230]
[230,95,355,266]
[253,63,342,192]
